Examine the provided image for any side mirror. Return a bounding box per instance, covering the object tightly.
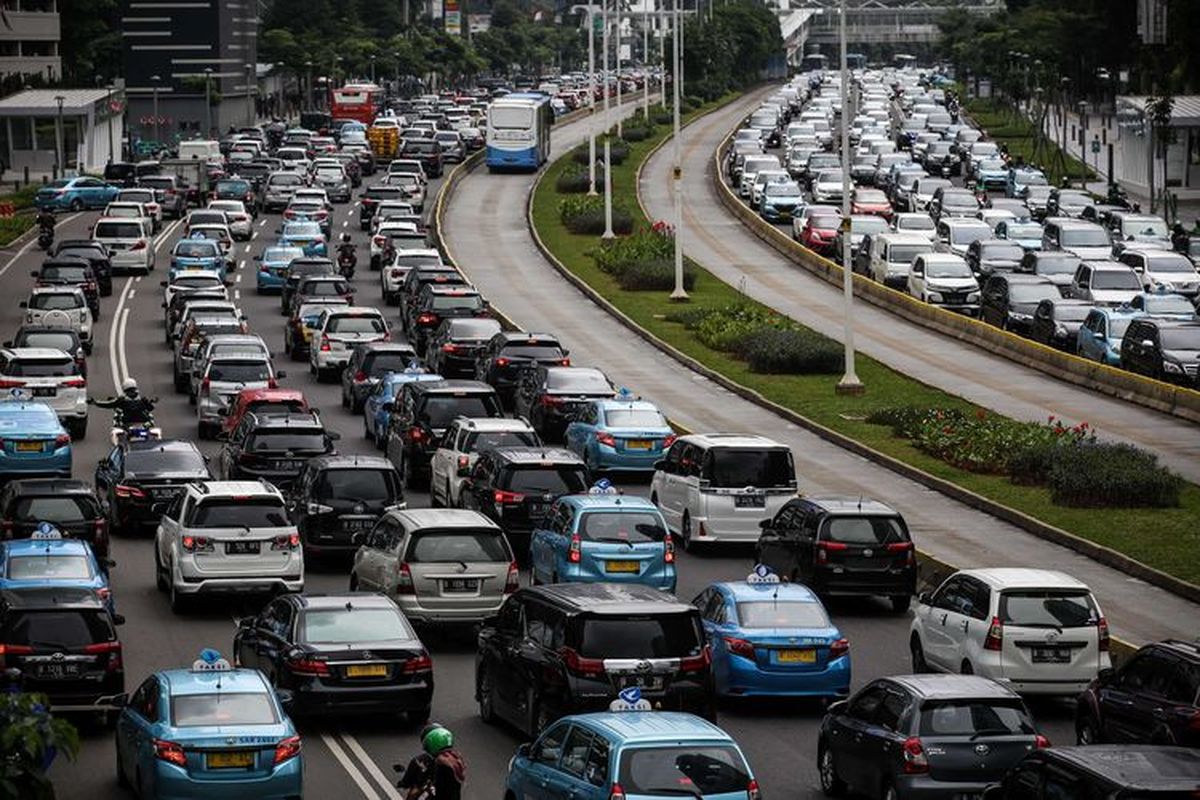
[18,301,27,308]
[253,254,262,261]
[105,558,117,568]
[159,280,168,287]
[276,370,287,379]
[1097,666,1115,682]
[917,591,932,606]
[275,689,295,712]
[111,614,126,626]
[30,270,39,278]
[108,692,129,709]
[327,431,341,441]
[161,302,167,309]
[825,700,848,716]
[515,743,531,759]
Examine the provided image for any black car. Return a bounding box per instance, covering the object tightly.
[359,184,410,230]
[818,675,1047,800]
[475,332,570,405]
[1030,298,1094,350]
[4,326,87,377]
[211,177,256,210]
[279,257,336,315]
[754,496,916,612]
[384,379,503,489]
[513,366,617,442]
[1120,319,1200,385]
[979,274,1062,335]
[398,266,469,333]
[49,240,113,296]
[460,447,588,553]
[286,275,355,317]
[233,592,432,722]
[1076,639,1200,747]
[983,746,1200,799]
[340,341,419,413]
[966,239,1025,278]
[216,411,339,486]
[163,289,228,337]
[32,257,101,320]
[0,478,109,557]
[102,161,139,188]
[1017,250,1079,293]
[399,139,443,178]
[475,583,715,736]
[424,317,504,379]
[0,587,125,713]
[286,455,404,557]
[94,439,211,535]
[405,285,490,356]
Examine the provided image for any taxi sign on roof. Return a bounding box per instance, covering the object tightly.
[31,522,63,541]
[588,478,619,496]
[609,686,653,712]
[191,648,233,672]
[747,564,780,585]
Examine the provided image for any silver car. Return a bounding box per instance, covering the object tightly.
[196,353,281,438]
[189,333,271,401]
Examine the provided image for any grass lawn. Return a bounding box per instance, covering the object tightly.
[965,98,1097,186]
[0,214,34,247]
[531,98,1200,587]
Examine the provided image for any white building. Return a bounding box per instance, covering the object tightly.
[0,88,125,174]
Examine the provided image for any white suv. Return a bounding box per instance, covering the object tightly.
[155,480,303,614]
[0,347,89,438]
[20,287,94,353]
[429,417,540,508]
[309,306,390,381]
[196,353,281,439]
[382,248,443,305]
[909,568,1112,696]
[92,216,155,274]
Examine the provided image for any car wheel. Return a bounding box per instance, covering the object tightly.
[817,743,845,797]
[70,198,84,212]
[882,784,899,800]
[960,659,973,675]
[478,668,497,724]
[909,634,929,673]
[1076,712,1102,745]
[154,547,168,592]
[341,386,350,409]
[681,512,697,553]
[169,574,190,615]
[890,595,911,613]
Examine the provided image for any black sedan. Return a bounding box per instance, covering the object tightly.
[512,365,618,442]
[93,439,211,535]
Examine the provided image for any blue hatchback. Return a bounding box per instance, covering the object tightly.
[693,572,850,700]
[115,650,303,800]
[256,245,305,293]
[562,395,676,473]
[529,490,676,592]
[170,238,227,282]
[1077,306,1145,366]
[279,221,326,257]
[0,526,113,613]
[0,398,72,479]
[35,176,120,211]
[362,368,443,448]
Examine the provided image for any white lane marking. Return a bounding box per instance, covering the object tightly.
[339,734,403,800]
[134,276,142,283]
[0,211,82,279]
[244,243,252,253]
[259,218,268,227]
[343,220,349,228]
[128,290,136,298]
[234,289,241,300]
[155,218,183,254]
[117,308,130,386]
[235,273,243,284]
[320,733,381,800]
[107,278,134,390]
[238,260,246,271]
[251,230,259,241]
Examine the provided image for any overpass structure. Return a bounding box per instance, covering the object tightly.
[789,0,1001,48]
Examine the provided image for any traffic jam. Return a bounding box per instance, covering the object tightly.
[4,68,1198,800]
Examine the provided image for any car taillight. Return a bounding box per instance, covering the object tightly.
[154,739,188,767]
[596,432,616,447]
[83,640,123,671]
[815,541,847,564]
[983,616,1004,651]
[504,560,520,594]
[829,638,849,659]
[84,282,97,292]
[494,357,510,367]
[180,535,213,553]
[267,378,278,389]
[1097,616,1109,651]
[541,395,565,406]
[286,655,330,676]
[353,370,368,382]
[663,537,675,564]
[273,736,302,765]
[568,534,582,563]
[663,433,677,448]
[441,343,459,353]
[130,240,147,251]
[559,357,571,366]
[200,377,210,393]
[408,426,426,442]
[902,737,928,774]
[417,313,437,325]
[724,637,755,659]
[559,646,605,677]
[272,532,300,550]
[373,236,386,247]
[679,645,711,673]
[403,651,433,673]
[396,562,415,594]
[319,336,331,352]
[887,540,916,566]
[54,433,71,448]
[61,376,86,388]
[115,484,146,499]
[493,489,525,505]
[1034,734,1051,749]
[608,784,626,800]
[0,379,24,389]
[0,643,34,667]
[747,779,762,800]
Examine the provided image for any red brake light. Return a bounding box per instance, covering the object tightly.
[664,537,675,564]
[815,541,847,564]
[902,737,929,774]
[559,357,571,366]
[353,370,367,382]
[417,313,437,325]
[679,645,711,673]
[0,379,24,389]
[1034,734,1051,749]
[319,336,331,352]
[747,778,762,800]
[983,616,1003,651]
[1097,616,1110,652]
[273,736,302,765]
[829,638,849,659]
[286,656,330,676]
[493,489,525,504]
[608,784,626,800]
[403,651,433,673]
[408,426,425,442]
[396,562,415,595]
[568,534,582,563]
[559,646,605,677]
[54,433,71,448]
[504,560,520,594]
[154,739,188,767]
[441,343,459,353]
[663,433,677,448]
[596,432,616,447]
[494,357,510,367]
[272,533,300,550]
[541,395,565,406]
[200,377,210,393]
[130,240,147,251]
[114,484,146,499]
[62,377,86,388]
[724,636,755,659]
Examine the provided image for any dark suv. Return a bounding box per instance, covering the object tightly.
[460,447,589,552]
[405,285,490,355]
[1075,639,1200,747]
[980,274,1062,335]
[216,412,339,486]
[93,440,211,535]
[285,455,404,557]
[384,380,503,489]
[982,746,1200,799]
[475,583,715,736]
[423,317,504,379]
[359,184,410,230]
[0,479,109,557]
[399,139,443,178]
[513,365,616,442]
[1120,319,1200,386]
[475,332,570,406]
[33,258,101,319]
[754,496,916,612]
[49,240,113,296]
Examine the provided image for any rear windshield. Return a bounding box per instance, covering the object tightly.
[1052,304,1093,323]
[301,281,349,296]
[171,693,278,726]
[248,431,327,453]
[3,610,114,647]
[8,357,77,377]
[302,608,414,644]
[575,612,703,659]
[980,243,1024,262]
[951,226,991,245]
[247,400,306,416]
[18,332,77,351]
[702,448,794,488]
[1060,228,1109,247]
[604,409,668,428]
[1161,328,1200,350]
[208,361,270,383]
[430,295,483,311]
[313,468,399,503]
[547,371,611,393]
[269,173,304,186]
[820,516,908,545]
[8,555,93,580]
[499,343,563,359]
[328,316,386,334]
[999,590,1100,628]
[578,511,667,543]
[447,319,500,338]
[918,700,1036,737]
[364,352,417,376]
[175,242,219,258]
[503,465,588,495]
[94,222,143,239]
[405,529,510,562]
[1034,256,1079,275]
[189,498,290,527]
[1010,284,1061,303]
[126,448,208,475]
[30,293,82,310]
[464,430,538,451]
[1092,270,1141,290]
[618,745,751,797]
[13,496,100,522]
[887,244,931,265]
[418,394,501,427]
[217,180,250,194]
[737,601,830,629]
[39,265,88,282]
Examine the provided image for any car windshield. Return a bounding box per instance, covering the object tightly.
[4,610,113,648]
[127,447,207,475]
[175,242,218,258]
[39,265,88,282]
[8,357,77,377]
[1145,255,1196,273]
[302,281,348,296]
[926,259,972,279]
[327,315,386,334]
[810,215,840,230]
[942,193,978,209]
[1000,589,1099,628]
[1161,328,1200,350]
[980,243,1024,262]
[94,222,142,238]
[703,448,793,488]
[576,613,702,658]
[285,223,322,237]
[578,511,666,544]
[1006,223,1042,239]
[406,529,510,562]
[1010,283,1061,303]
[315,169,343,182]
[464,430,538,451]
[821,516,907,545]
[18,331,76,350]
[208,361,270,383]
[30,293,82,310]
[737,600,830,628]
[1060,228,1110,247]
[603,408,668,428]
[447,319,500,338]
[8,555,93,580]
[172,693,278,726]
[898,216,934,231]
[313,468,398,502]
[1034,256,1079,275]
[190,498,290,527]
[951,226,991,245]
[764,184,800,198]
[217,180,249,194]
[248,431,327,453]
[430,294,483,311]
[419,395,500,427]
[547,370,611,393]
[919,700,1036,737]
[1092,270,1141,290]
[504,465,588,495]
[618,746,751,797]
[363,353,416,377]
[302,608,414,643]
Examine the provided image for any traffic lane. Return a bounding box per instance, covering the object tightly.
[648,92,1200,483]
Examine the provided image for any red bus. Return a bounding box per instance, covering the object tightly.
[331,83,385,125]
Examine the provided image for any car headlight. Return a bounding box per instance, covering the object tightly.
[1163,360,1184,374]
[926,291,944,303]
[1054,323,1068,337]
[1152,279,1176,291]
[967,292,980,303]
[1010,312,1033,322]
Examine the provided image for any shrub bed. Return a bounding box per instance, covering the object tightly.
[570,141,630,166]
[735,328,843,374]
[558,196,634,235]
[613,258,698,291]
[555,166,602,194]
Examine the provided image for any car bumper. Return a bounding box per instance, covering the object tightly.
[687,515,767,543]
[992,676,1100,696]
[257,270,286,290]
[197,398,228,424]
[559,563,676,593]
[592,445,668,472]
[290,676,432,716]
[435,354,478,379]
[175,571,304,596]
[0,450,72,477]
[930,301,980,315]
[115,498,174,530]
[812,571,916,598]
[719,654,850,698]
[111,252,153,271]
[396,596,506,625]
[228,464,305,487]
[893,775,991,800]
[150,758,302,800]
[312,351,349,370]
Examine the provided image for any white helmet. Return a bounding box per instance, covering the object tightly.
[122,378,138,393]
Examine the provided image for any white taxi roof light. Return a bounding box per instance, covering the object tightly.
[192,648,233,672]
[609,686,653,712]
[588,479,620,496]
[31,522,64,541]
[747,564,781,585]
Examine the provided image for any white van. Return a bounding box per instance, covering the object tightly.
[650,433,796,551]
[92,216,155,274]
[177,140,222,162]
[868,232,935,287]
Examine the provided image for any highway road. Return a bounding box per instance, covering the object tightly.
[639,89,1200,484]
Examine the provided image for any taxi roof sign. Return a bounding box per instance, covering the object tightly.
[31,523,64,541]
[588,478,619,496]
[747,564,780,585]
[191,648,233,672]
[609,686,653,712]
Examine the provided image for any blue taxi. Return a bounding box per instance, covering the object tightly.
[114,649,303,800]
[1076,306,1145,366]
[693,569,850,701]
[256,245,305,293]
[278,221,326,257]
[562,393,676,473]
[0,524,113,613]
[529,486,676,593]
[170,237,227,282]
[505,692,761,800]
[0,397,72,479]
[362,367,444,449]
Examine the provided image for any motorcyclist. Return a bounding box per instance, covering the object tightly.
[88,378,157,428]
[395,723,465,800]
[36,208,56,234]
[381,235,397,268]
[337,233,356,262]
[1172,222,1190,253]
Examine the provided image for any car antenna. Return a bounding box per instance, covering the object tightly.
[857,495,862,511]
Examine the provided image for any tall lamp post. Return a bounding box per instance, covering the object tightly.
[572,4,599,195]
[615,0,623,137]
[835,0,862,394]
[245,64,255,126]
[105,83,115,163]
[642,0,650,119]
[669,0,686,300]
[370,54,377,83]
[305,60,313,110]
[54,94,64,178]
[204,67,214,136]
[393,51,401,91]
[151,74,161,146]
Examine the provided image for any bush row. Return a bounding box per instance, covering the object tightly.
[665,303,843,375]
[558,195,634,235]
[570,141,630,167]
[555,166,603,194]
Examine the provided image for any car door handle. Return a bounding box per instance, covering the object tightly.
[940,613,948,625]
[961,620,970,632]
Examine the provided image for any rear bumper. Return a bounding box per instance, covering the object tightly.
[174,572,304,596]
[591,445,665,472]
[994,676,1099,696]
[686,515,768,543]
[893,775,991,800]
[0,450,72,477]
[720,654,850,698]
[150,758,302,800]
[396,596,506,625]
[291,677,432,716]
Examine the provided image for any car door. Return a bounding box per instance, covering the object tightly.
[252,598,295,678]
[517,721,570,800]
[563,404,595,456]
[488,596,527,725]
[531,503,565,581]
[1100,651,1176,743]
[918,577,966,671]
[754,505,795,575]
[430,421,459,498]
[552,725,607,799]
[93,446,123,506]
[827,684,889,796]
[117,676,160,783]
[954,577,991,673]
[155,493,185,571]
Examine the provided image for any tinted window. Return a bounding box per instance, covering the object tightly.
[603,409,668,428]
[1034,257,1079,275]
[208,360,271,382]
[418,394,501,427]
[503,465,588,495]
[1010,283,1061,303]
[327,315,386,334]
[498,343,563,359]
[576,613,702,658]
[126,447,208,475]
[12,496,99,522]
[546,370,612,393]
[313,469,399,502]
[979,243,1025,262]
[17,332,76,351]
[618,746,750,796]
[4,610,114,647]
[7,357,77,377]
[703,448,794,488]
[94,222,143,238]
[1060,228,1109,247]
[578,511,667,543]
[737,601,830,628]
[362,353,415,378]
[8,555,93,580]
[999,590,1099,628]
[175,242,219,258]
[918,700,1036,737]
[821,516,907,545]
[888,244,931,264]
[1092,270,1141,290]
[190,498,290,527]
[951,226,991,245]
[301,608,414,643]
[463,430,538,451]
[172,693,278,726]
[430,294,484,312]
[1161,328,1200,350]
[39,265,88,282]
[406,529,510,562]
[30,293,82,310]
[248,431,328,453]
[1052,304,1093,323]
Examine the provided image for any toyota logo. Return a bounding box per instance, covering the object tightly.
[52,652,65,662]
[353,504,365,514]
[635,660,653,673]
[1045,630,1060,643]
[863,549,873,557]
[974,743,990,756]
[226,737,236,745]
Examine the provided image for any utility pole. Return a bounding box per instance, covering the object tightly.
[54,94,64,178]
[835,0,863,395]
[642,0,650,119]
[204,67,213,137]
[151,75,161,146]
[245,64,254,126]
[105,84,115,163]
[603,139,615,238]
[602,0,610,136]
[588,4,598,194]
[669,0,686,300]
[616,0,623,137]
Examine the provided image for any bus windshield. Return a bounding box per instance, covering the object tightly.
[490,106,532,129]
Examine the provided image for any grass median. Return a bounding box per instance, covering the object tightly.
[530,98,1200,587]
[964,98,1097,186]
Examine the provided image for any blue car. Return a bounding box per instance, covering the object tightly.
[563,395,676,473]
[1077,306,1145,366]
[256,245,305,293]
[529,489,676,592]
[279,221,327,257]
[362,368,443,449]
[974,158,1010,190]
[0,525,113,613]
[35,176,120,211]
[115,650,303,800]
[994,219,1043,250]
[693,570,850,700]
[170,237,227,282]
[505,703,761,800]
[1006,166,1048,199]
[0,397,72,479]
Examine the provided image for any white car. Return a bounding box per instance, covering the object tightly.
[387,159,428,183]
[276,147,311,173]
[429,417,540,508]
[907,253,980,315]
[383,173,426,212]
[372,220,421,270]
[102,201,152,229]
[371,200,418,234]
[0,347,89,438]
[116,188,163,230]
[92,216,155,274]
[189,332,272,401]
[310,306,390,381]
[207,200,253,241]
[811,169,846,204]
[155,481,304,614]
[161,269,227,307]
[292,187,330,208]
[892,212,938,242]
[910,568,1112,696]
[383,248,443,304]
[20,287,93,353]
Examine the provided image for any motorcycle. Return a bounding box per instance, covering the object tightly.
[939,157,954,179]
[110,421,163,447]
[37,226,54,250]
[337,247,357,278]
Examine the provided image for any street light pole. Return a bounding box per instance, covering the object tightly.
[616,0,623,138]
[245,64,254,127]
[370,54,377,83]
[105,84,115,163]
[602,138,615,238]
[659,17,666,110]
[835,0,862,394]
[204,67,213,137]
[305,61,313,110]
[151,75,161,146]
[602,0,610,136]
[669,0,687,301]
[587,4,597,194]
[54,94,64,178]
[642,0,649,119]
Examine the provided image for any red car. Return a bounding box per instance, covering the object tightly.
[801,214,842,255]
[220,388,312,438]
[851,188,893,219]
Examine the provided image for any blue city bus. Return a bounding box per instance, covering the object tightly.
[486,93,553,171]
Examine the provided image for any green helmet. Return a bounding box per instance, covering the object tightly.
[422,725,454,755]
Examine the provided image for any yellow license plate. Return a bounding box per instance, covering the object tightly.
[346,664,388,678]
[15,441,43,452]
[605,561,640,573]
[207,750,254,769]
[625,440,652,450]
[777,649,816,664]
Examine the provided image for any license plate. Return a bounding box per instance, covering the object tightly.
[618,675,664,691]
[15,441,44,452]
[777,649,817,664]
[151,487,180,499]
[32,387,55,397]
[275,460,302,470]
[207,751,254,769]
[624,439,652,450]
[1032,647,1070,663]
[528,504,547,517]
[443,578,478,593]
[342,518,373,531]
[734,494,766,508]
[605,561,640,573]
[36,663,81,679]
[225,541,261,555]
[345,663,388,678]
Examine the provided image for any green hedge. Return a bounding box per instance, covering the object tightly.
[1047,443,1184,508]
[571,141,630,167]
[734,328,843,375]
[555,167,602,194]
[558,196,634,236]
[613,258,697,291]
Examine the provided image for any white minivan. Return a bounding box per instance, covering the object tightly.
[650,433,796,551]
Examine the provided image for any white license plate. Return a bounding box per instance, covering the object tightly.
[443,578,478,593]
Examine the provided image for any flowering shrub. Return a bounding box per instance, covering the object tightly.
[558,195,633,235]
[592,227,674,274]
